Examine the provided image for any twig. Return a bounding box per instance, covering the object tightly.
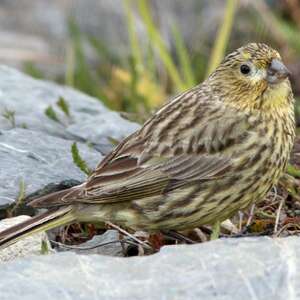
[238,211,244,232]
[106,221,152,250]
[274,198,285,234]
[255,211,276,219]
[193,228,208,242]
[137,244,145,256]
[271,186,278,201]
[246,204,256,227]
[50,238,138,251]
[273,222,300,237]
[163,230,196,244]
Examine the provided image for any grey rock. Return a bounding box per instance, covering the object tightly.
[0,237,299,299]
[0,215,52,263]
[0,66,140,209]
[0,128,101,209]
[66,113,138,154]
[0,65,140,152]
[70,230,124,257]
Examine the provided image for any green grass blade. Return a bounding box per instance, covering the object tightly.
[124,0,144,74]
[138,0,186,91]
[68,18,108,104]
[171,24,196,88]
[7,179,26,217]
[145,41,157,82]
[278,20,300,54]
[88,36,120,65]
[65,42,75,87]
[210,221,221,240]
[124,0,145,109]
[287,164,300,178]
[71,142,92,176]
[23,62,44,79]
[206,0,237,77]
[45,106,59,123]
[56,97,70,117]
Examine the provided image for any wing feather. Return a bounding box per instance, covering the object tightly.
[30,88,254,208]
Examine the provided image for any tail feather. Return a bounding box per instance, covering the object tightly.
[0,206,75,249]
[28,185,83,208]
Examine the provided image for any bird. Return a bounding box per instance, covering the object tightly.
[0,43,295,249]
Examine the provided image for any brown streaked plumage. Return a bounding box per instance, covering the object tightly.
[0,43,295,248]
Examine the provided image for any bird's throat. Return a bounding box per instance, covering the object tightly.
[261,80,291,111]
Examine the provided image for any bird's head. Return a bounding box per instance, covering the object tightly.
[209,43,293,112]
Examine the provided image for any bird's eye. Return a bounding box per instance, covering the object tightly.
[240,64,251,75]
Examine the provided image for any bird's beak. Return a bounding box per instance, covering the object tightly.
[267,59,290,84]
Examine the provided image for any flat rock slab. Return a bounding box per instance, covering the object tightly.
[0,65,140,153]
[71,230,124,257]
[0,128,101,208]
[0,237,299,300]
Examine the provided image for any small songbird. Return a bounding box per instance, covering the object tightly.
[0,43,295,249]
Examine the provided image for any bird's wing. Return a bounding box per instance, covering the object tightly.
[75,153,232,204]
[30,88,254,207]
[74,88,254,203]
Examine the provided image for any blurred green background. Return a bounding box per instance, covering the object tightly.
[1,0,300,122]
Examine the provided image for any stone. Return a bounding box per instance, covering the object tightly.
[0,236,299,299]
[0,128,101,209]
[66,113,139,154]
[0,215,52,263]
[0,66,140,153]
[70,230,124,257]
[0,66,141,210]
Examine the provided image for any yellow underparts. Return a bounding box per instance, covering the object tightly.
[234,80,292,115]
[262,80,290,111]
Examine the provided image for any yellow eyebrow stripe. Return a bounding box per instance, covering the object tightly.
[241,51,251,60]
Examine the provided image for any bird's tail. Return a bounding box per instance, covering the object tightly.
[0,206,75,250]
